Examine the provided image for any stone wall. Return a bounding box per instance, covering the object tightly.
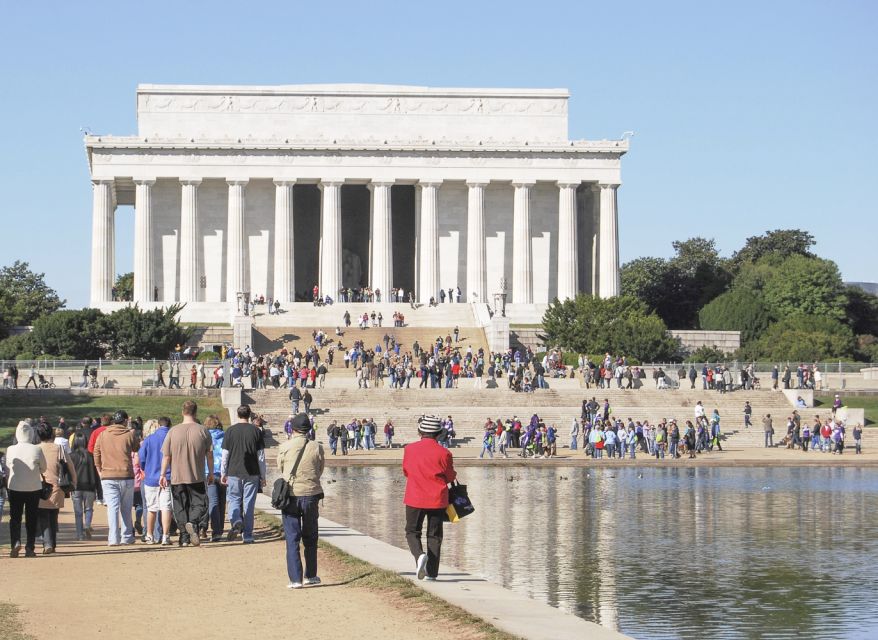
[670,330,741,355]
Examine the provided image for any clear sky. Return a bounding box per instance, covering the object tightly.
[1,0,875,308]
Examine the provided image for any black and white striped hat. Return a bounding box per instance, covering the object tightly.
[418,414,443,434]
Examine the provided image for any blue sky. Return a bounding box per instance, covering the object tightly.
[1,0,875,307]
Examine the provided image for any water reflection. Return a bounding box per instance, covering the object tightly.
[320,466,878,640]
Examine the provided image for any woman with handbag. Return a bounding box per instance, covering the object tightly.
[6,421,47,557]
[36,421,77,554]
[69,432,98,540]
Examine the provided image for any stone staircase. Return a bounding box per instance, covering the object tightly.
[247,387,796,452]
[253,325,491,364]
[252,302,478,329]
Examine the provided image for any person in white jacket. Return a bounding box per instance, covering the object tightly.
[6,421,47,557]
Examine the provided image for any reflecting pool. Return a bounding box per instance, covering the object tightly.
[320,465,878,640]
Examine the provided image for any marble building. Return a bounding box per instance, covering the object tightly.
[85,83,628,322]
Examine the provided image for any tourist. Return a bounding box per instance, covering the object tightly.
[140,417,173,545]
[221,405,266,544]
[6,421,47,557]
[402,415,457,581]
[853,423,863,454]
[384,420,395,448]
[160,400,213,547]
[69,432,98,540]
[204,415,226,542]
[94,410,140,546]
[277,413,325,589]
[763,414,774,448]
[35,421,77,554]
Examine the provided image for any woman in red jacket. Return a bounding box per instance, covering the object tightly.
[402,415,456,581]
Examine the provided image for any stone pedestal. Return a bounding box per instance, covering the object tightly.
[486,315,511,353]
[232,314,254,349]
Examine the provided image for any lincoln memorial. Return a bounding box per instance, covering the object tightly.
[85,84,628,323]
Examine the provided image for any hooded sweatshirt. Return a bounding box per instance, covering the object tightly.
[94,424,140,479]
[6,422,48,492]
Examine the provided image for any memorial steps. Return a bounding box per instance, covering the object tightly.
[251,302,480,329]
[253,325,492,363]
[248,387,795,451]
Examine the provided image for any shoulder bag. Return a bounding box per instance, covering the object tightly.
[57,448,74,497]
[444,480,475,523]
[270,442,307,511]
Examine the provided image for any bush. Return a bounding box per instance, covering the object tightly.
[0,333,35,360]
[741,315,855,362]
[29,309,106,360]
[684,346,729,363]
[542,295,680,362]
[698,289,772,343]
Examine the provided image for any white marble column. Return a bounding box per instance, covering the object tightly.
[512,181,534,304]
[133,179,155,303]
[319,181,343,300]
[598,182,620,297]
[90,179,115,305]
[466,181,487,304]
[179,179,201,302]
[226,180,248,302]
[557,182,579,301]
[418,181,441,304]
[369,181,393,298]
[273,180,295,303]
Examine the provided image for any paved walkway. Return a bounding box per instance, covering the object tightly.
[255,494,630,640]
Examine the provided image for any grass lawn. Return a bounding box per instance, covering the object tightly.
[0,393,226,450]
[815,395,878,426]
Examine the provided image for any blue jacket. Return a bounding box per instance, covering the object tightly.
[140,427,171,487]
[207,428,224,475]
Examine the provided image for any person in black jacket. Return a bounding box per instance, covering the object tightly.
[69,432,98,540]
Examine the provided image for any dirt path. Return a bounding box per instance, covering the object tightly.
[3,504,497,640]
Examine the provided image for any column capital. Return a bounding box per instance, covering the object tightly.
[133,178,156,186]
[418,180,443,189]
[91,178,115,186]
[556,181,580,190]
[273,179,297,187]
[511,180,536,189]
[319,180,344,190]
[368,180,395,189]
[597,181,621,190]
[180,178,202,187]
[226,178,249,187]
[466,181,489,188]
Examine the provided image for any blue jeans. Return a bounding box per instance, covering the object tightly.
[629,441,637,458]
[605,443,616,458]
[226,475,259,541]
[102,478,134,545]
[570,437,578,450]
[282,495,320,583]
[71,490,96,538]
[207,481,227,538]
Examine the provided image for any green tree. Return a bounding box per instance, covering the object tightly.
[114,272,133,301]
[731,229,815,270]
[542,295,680,362]
[761,254,848,321]
[0,261,66,334]
[621,237,730,329]
[741,315,855,362]
[29,309,106,359]
[844,285,878,336]
[103,304,191,358]
[0,333,36,360]
[684,345,729,364]
[698,288,772,342]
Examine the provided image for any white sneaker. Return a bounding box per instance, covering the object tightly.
[288,581,303,589]
[424,576,437,581]
[144,536,155,545]
[416,553,428,580]
[305,577,321,586]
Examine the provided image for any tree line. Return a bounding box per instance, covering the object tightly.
[542,229,878,363]
[0,261,190,360]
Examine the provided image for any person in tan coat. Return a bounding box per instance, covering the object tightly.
[36,421,77,554]
[94,410,140,546]
[276,414,324,589]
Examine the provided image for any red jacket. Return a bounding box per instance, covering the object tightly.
[402,438,457,509]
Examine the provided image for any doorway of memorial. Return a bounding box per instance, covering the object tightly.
[293,184,320,301]
[341,185,370,300]
[391,185,416,299]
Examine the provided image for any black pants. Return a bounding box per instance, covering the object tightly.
[171,482,209,543]
[38,508,59,550]
[8,489,41,551]
[404,506,445,578]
